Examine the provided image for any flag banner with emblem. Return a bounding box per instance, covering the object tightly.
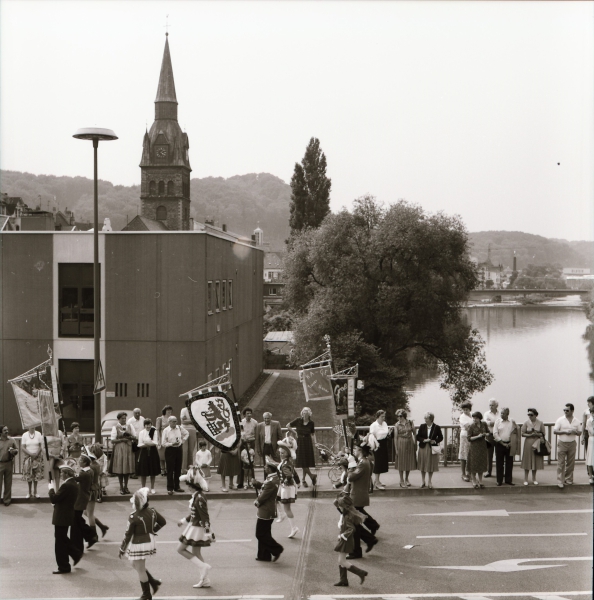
[186,390,241,451]
[301,364,333,402]
[11,384,41,429]
[331,376,350,415]
[38,389,60,437]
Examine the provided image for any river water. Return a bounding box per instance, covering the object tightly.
[407,301,593,426]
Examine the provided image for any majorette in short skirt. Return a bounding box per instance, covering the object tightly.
[179,522,212,547]
[127,533,157,561]
[279,483,297,504]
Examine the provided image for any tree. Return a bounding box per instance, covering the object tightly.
[284,195,493,418]
[288,138,331,234]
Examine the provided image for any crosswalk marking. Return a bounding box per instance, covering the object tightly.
[417,533,587,539]
[308,593,592,599]
[97,539,252,544]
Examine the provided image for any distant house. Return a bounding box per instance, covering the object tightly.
[264,331,294,355]
[264,251,284,281]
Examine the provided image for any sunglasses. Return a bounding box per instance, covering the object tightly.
[527,413,535,417]
[563,409,571,412]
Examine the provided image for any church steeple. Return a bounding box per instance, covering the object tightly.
[155,35,178,120]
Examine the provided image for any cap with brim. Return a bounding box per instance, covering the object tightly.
[58,463,74,470]
[84,445,96,459]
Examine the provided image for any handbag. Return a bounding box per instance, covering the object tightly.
[533,438,551,456]
[431,444,442,455]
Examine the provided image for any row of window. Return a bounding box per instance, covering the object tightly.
[208,279,233,314]
[148,180,190,197]
[114,382,150,398]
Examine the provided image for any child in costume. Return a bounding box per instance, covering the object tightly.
[177,466,214,589]
[333,493,368,587]
[274,446,299,538]
[119,487,166,600]
[195,441,212,479]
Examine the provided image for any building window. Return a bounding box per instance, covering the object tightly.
[273,272,278,280]
[137,383,150,398]
[215,280,221,312]
[115,383,128,397]
[149,181,156,194]
[207,281,213,314]
[59,264,97,337]
[222,280,227,310]
[167,181,174,195]
[228,279,233,309]
[270,287,277,296]
[158,181,165,195]
[156,205,167,221]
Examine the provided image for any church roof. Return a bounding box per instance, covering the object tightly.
[155,36,177,104]
[121,216,169,231]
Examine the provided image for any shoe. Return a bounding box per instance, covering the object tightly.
[365,538,378,553]
[168,491,173,495]
[139,580,152,600]
[311,474,318,486]
[565,481,573,485]
[523,482,528,486]
[124,488,131,494]
[484,473,492,478]
[276,512,287,523]
[346,552,362,560]
[52,569,71,574]
[428,484,433,489]
[129,474,138,479]
[462,476,470,482]
[87,536,99,549]
[399,482,406,488]
[287,527,299,539]
[506,482,516,486]
[3,502,10,506]
[98,523,109,538]
[174,488,185,493]
[193,579,210,588]
[405,481,411,487]
[146,570,161,594]
[558,483,564,489]
[302,481,308,488]
[221,488,228,492]
[96,495,102,503]
[533,481,539,485]
[347,564,367,585]
[473,484,479,489]
[72,553,83,566]
[255,557,271,562]
[334,566,349,586]
[236,485,244,489]
[496,483,502,486]
[150,489,156,494]
[589,478,594,485]
[376,483,385,490]
[25,493,31,499]
[120,489,126,495]
[34,493,40,499]
[479,484,485,489]
[228,485,236,490]
[272,548,284,562]
[420,483,426,488]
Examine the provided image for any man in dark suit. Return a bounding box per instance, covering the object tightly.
[255,412,282,466]
[48,464,82,574]
[346,443,379,559]
[71,455,97,554]
[253,463,283,562]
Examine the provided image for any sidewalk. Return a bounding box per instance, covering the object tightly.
[6,459,592,504]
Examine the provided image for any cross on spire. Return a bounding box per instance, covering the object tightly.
[164,14,170,36]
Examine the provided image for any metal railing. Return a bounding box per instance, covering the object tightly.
[7,423,586,474]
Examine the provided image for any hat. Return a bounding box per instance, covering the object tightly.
[58,462,74,471]
[347,455,358,469]
[131,487,149,509]
[83,445,96,460]
[337,457,349,468]
[179,466,209,492]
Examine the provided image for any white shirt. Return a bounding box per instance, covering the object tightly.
[161,425,189,447]
[241,418,257,441]
[264,424,271,444]
[195,449,212,466]
[21,430,43,455]
[493,418,514,442]
[138,428,157,447]
[459,413,473,438]
[180,407,196,430]
[127,416,145,436]
[484,410,499,432]
[369,420,389,441]
[553,416,582,442]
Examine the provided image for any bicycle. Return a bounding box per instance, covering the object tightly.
[315,443,347,485]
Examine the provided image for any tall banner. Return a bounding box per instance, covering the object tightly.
[11,384,41,429]
[331,377,349,416]
[38,389,60,437]
[186,390,241,451]
[301,365,333,402]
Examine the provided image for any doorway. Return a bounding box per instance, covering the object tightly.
[59,359,95,432]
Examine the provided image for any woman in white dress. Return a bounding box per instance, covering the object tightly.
[369,410,391,490]
[457,402,473,482]
[585,407,594,484]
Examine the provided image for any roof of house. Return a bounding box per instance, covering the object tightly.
[264,251,284,269]
[264,331,294,343]
[121,216,169,231]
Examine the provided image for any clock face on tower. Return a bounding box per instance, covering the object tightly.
[155,146,168,159]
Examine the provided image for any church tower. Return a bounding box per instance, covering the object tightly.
[139,35,191,230]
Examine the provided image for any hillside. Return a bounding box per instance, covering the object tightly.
[0,170,291,243]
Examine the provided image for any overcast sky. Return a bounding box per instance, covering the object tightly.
[1,1,592,240]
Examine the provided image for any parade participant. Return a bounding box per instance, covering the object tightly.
[279,428,298,460]
[177,466,214,589]
[394,409,417,488]
[0,425,19,506]
[257,412,283,467]
[332,456,351,490]
[161,416,189,494]
[483,399,499,477]
[86,445,109,538]
[137,419,160,493]
[553,403,583,488]
[241,444,256,488]
[46,429,68,489]
[287,407,318,487]
[467,412,489,488]
[156,405,174,476]
[369,410,391,490]
[93,443,109,502]
[119,487,166,600]
[274,446,299,538]
[180,404,198,474]
[195,440,212,479]
[67,423,84,459]
[521,409,545,485]
[457,402,473,482]
[253,461,283,562]
[416,412,443,489]
[237,408,257,489]
[333,493,368,586]
[127,409,145,480]
[71,454,97,554]
[493,407,520,486]
[49,463,82,574]
[111,412,135,495]
[346,441,378,559]
[21,425,44,498]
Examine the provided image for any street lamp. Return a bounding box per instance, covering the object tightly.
[73,127,118,443]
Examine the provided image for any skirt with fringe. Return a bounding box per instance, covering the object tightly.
[127,534,156,561]
[279,484,296,504]
[179,523,212,547]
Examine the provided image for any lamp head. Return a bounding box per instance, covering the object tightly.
[73,127,118,141]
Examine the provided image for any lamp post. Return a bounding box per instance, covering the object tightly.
[72,128,118,443]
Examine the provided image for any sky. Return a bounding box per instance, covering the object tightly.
[1,0,593,241]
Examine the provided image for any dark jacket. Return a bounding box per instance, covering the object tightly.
[74,468,93,511]
[120,506,166,552]
[255,421,282,458]
[253,474,279,519]
[49,478,78,526]
[347,457,372,507]
[416,423,444,449]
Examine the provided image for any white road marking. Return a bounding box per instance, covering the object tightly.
[424,556,593,572]
[410,509,592,517]
[308,593,592,599]
[459,597,497,600]
[48,597,283,600]
[97,539,252,544]
[417,533,587,539]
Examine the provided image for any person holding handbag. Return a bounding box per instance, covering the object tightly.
[467,412,489,488]
[369,410,391,490]
[521,408,545,485]
[416,412,443,489]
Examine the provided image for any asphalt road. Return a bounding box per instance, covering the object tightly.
[0,491,591,600]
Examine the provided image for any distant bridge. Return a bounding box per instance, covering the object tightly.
[468,288,589,300]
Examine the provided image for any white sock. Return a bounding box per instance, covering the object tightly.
[190,556,205,569]
[287,518,294,529]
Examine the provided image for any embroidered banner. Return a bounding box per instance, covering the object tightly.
[186,391,241,451]
[38,389,60,437]
[301,365,333,402]
[11,384,41,429]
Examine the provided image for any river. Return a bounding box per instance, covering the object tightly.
[407,300,593,426]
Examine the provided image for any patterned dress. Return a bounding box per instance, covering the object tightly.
[520,419,545,471]
[466,421,489,474]
[395,420,417,471]
[458,413,473,460]
[110,424,135,474]
[290,418,316,468]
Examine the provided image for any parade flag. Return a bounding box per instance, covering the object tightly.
[186,390,241,451]
[301,365,333,402]
[11,383,41,429]
[38,389,60,437]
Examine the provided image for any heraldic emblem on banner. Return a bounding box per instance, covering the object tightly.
[186,391,241,451]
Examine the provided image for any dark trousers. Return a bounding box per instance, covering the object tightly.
[71,510,95,554]
[0,462,13,505]
[54,525,80,572]
[165,446,183,491]
[486,442,495,475]
[352,506,378,556]
[495,442,514,484]
[237,440,255,487]
[255,518,283,561]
